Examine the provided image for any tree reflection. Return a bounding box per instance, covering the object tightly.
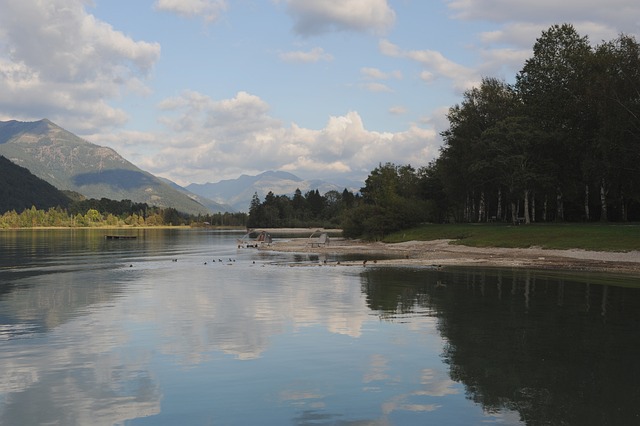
[361,267,640,425]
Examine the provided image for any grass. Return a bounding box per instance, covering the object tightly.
[383,223,640,252]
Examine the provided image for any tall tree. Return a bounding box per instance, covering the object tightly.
[590,34,640,221]
[483,116,553,224]
[516,23,592,221]
[439,78,519,221]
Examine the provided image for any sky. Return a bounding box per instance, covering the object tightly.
[1,0,638,187]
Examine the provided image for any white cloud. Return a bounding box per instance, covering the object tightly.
[279,47,334,63]
[362,82,393,93]
[447,0,640,34]
[105,91,437,185]
[277,0,396,36]
[0,0,160,132]
[361,67,402,80]
[154,0,228,23]
[389,105,407,115]
[359,67,402,93]
[379,39,479,92]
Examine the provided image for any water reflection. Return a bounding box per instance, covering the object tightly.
[362,267,640,425]
[1,230,639,425]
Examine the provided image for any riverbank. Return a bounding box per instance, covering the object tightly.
[260,236,640,276]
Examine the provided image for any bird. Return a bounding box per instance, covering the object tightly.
[363,260,368,267]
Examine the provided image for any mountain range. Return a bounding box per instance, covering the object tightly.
[0,119,361,215]
[187,171,360,212]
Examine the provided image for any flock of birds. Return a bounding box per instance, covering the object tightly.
[155,258,380,267]
[201,258,237,265]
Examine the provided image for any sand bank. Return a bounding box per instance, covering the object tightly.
[259,236,640,277]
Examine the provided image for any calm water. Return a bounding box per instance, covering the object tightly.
[1,229,639,426]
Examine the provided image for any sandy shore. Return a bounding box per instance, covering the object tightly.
[259,236,640,276]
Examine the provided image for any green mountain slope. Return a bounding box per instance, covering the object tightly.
[0,119,213,215]
[0,155,71,213]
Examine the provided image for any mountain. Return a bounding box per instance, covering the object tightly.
[159,177,234,213]
[187,170,360,212]
[0,119,212,215]
[0,155,72,213]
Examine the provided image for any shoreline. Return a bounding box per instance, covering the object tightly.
[259,237,640,277]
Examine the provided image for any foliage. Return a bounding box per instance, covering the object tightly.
[342,163,432,239]
[0,200,247,229]
[247,188,358,229]
[433,24,640,226]
[0,155,71,212]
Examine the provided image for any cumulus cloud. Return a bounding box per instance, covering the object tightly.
[112,91,437,185]
[154,0,228,23]
[0,0,160,132]
[279,47,334,63]
[277,0,396,36]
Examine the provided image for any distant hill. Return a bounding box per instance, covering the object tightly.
[0,155,71,213]
[159,177,234,213]
[187,170,360,212]
[0,119,213,215]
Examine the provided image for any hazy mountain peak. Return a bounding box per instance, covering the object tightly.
[187,170,358,212]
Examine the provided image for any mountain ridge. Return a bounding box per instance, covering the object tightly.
[0,119,223,215]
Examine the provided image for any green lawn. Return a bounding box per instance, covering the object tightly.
[383,223,640,252]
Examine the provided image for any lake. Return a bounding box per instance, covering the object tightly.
[1,229,639,425]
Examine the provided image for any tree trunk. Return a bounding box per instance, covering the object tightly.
[510,201,517,225]
[584,184,590,221]
[556,186,564,222]
[531,192,536,223]
[543,195,548,222]
[465,193,471,222]
[496,188,502,221]
[524,189,531,224]
[478,191,485,222]
[471,191,476,223]
[600,178,608,222]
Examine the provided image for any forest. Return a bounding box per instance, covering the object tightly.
[433,24,640,227]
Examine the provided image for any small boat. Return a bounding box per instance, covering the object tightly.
[105,235,137,240]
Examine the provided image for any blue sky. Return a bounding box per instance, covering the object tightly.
[1,1,638,186]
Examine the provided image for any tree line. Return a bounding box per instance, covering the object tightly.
[0,198,247,229]
[247,189,358,229]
